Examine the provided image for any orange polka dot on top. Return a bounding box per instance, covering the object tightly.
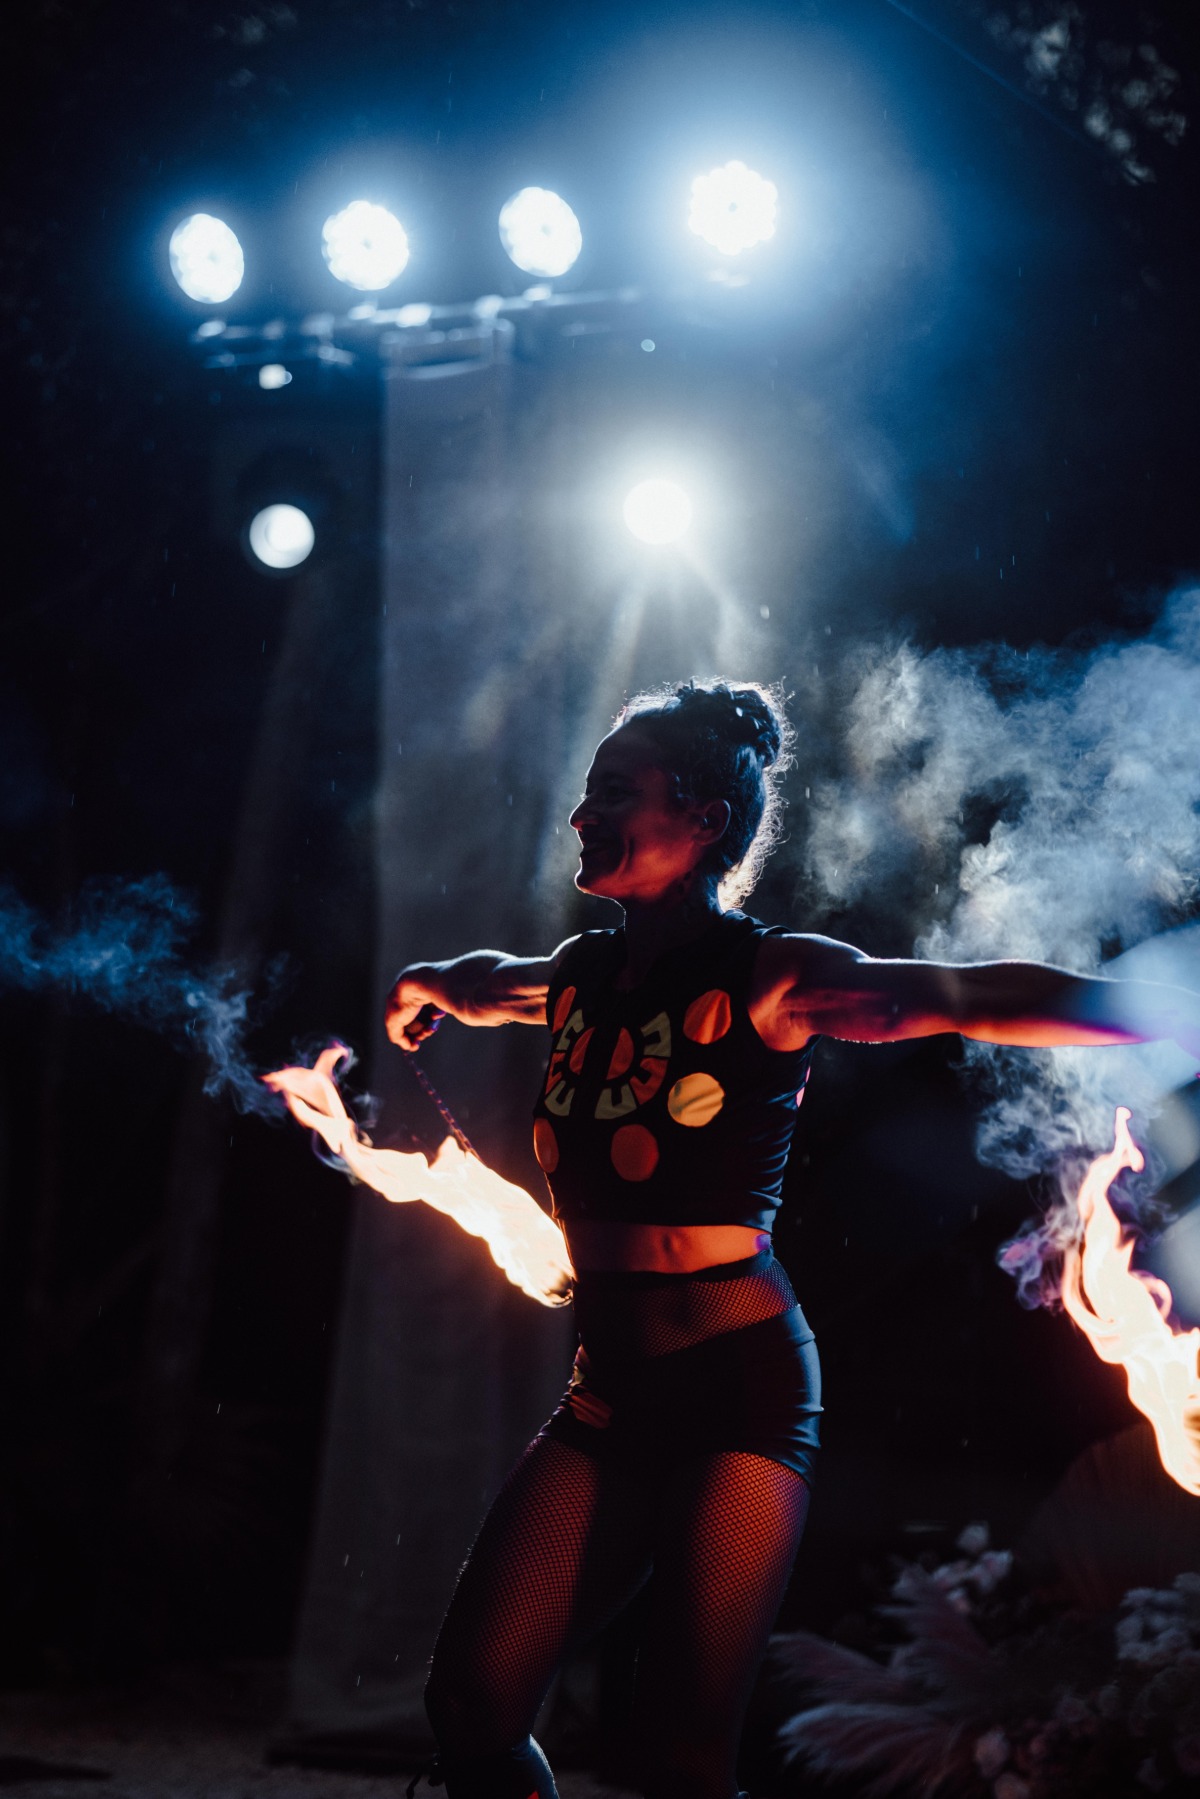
[682,988,732,1044]
[533,1117,559,1172]
[667,1071,725,1127]
[610,1123,659,1181]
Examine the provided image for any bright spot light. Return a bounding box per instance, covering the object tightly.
[641,338,656,352]
[258,363,292,390]
[322,201,410,291]
[623,480,693,545]
[248,504,315,570]
[688,161,777,257]
[169,213,244,304]
[498,188,582,278]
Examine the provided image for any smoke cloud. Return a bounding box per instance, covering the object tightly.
[800,585,1200,1305]
[0,873,282,1118]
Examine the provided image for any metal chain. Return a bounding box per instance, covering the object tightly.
[402,1052,477,1159]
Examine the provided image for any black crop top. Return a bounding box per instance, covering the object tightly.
[531,912,815,1230]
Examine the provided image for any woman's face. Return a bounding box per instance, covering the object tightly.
[569,724,726,903]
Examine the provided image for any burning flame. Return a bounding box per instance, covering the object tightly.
[264,1045,574,1308]
[1062,1107,1200,1496]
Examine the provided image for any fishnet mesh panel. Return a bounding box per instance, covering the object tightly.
[632,1451,811,1799]
[425,1435,654,1755]
[426,1438,810,1799]
[571,1255,797,1364]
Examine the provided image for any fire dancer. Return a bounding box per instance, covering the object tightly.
[384,680,1200,1799]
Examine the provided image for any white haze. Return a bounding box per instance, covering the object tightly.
[801,586,1200,1299]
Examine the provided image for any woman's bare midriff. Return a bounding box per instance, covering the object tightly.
[563,1219,770,1274]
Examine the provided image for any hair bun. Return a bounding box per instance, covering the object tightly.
[727,687,782,767]
[674,681,781,766]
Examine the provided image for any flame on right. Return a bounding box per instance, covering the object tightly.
[1061,1107,1200,1496]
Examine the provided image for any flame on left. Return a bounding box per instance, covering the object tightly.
[1062,1107,1200,1496]
[264,1045,574,1307]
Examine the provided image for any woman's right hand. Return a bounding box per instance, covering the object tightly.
[384,945,568,1048]
[384,966,450,1051]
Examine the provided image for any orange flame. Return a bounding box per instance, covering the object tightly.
[1062,1107,1200,1495]
[263,1046,573,1308]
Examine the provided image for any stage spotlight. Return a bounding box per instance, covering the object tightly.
[623,480,693,545]
[248,504,315,570]
[498,187,582,278]
[258,364,292,390]
[688,161,777,257]
[169,213,244,304]
[322,201,410,291]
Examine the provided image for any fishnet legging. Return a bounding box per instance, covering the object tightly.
[425,1434,810,1799]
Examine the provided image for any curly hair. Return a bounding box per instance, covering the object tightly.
[616,679,793,908]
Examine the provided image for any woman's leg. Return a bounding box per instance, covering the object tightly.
[425,1432,655,1797]
[629,1451,811,1799]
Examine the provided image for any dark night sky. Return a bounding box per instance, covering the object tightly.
[2,0,1199,1677]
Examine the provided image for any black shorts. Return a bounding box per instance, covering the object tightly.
[540,1256,822,1488]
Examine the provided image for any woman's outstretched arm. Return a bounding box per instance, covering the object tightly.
[750,933,1200,1057]
[384,941,577,1050]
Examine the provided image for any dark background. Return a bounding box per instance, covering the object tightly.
[2,0,1198,1701]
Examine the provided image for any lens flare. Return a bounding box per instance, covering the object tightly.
[322,200,410,291]
[169,213,245,303]
[498,187,583,278]
[688,160,778,257]
[248,504,315,571]
[623,479,693,545]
